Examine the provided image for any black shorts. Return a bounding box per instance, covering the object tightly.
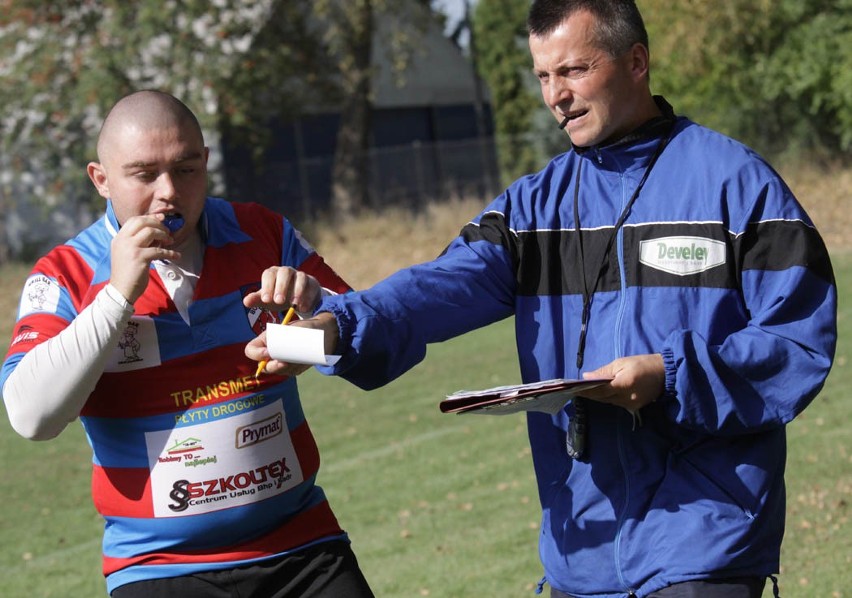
[111,540,374,598]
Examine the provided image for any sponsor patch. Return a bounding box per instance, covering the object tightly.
[19,275,61,318]
[11,325,39,346]
[146,402,302,517]
[103,316,162,372]
[639,236,726,276]
[236,413,283,449]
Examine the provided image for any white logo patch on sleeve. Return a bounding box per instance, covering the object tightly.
[19,275,61,317]
[104,316,162,371]
[639,236,726,276]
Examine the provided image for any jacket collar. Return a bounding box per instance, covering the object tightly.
[573,96,676,155]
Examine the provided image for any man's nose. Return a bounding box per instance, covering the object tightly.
[546,77,572,108]
[156,173,177,199]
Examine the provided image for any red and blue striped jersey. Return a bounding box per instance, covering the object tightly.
[2,197,352,593]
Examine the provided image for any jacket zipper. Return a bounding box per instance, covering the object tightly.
[613,167,634,594]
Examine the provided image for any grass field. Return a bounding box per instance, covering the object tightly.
[0,232,849,594]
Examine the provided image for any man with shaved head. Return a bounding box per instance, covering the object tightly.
[2,90,374,597]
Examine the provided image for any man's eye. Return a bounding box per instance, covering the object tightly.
[134,172,156,182]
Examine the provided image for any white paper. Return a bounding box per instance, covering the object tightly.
[265,323,341,366]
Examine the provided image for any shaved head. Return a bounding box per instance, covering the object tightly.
[86,90,209,244]
[97,90,204,162]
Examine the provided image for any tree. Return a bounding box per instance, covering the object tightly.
[471,0,542,187]
[317,0,375,220]
[642,0,852,156]
[0,0,341,262]
[316,0,436,219]
[0,0,333,183]
[0,0,447,260]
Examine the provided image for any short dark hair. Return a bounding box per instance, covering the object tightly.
[527,0,649,58]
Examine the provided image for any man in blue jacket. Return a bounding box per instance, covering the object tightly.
[247,1,837,596]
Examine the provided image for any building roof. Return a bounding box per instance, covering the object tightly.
[372,10,489,108]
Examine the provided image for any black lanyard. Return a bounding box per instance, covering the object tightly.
[573,128,673,370]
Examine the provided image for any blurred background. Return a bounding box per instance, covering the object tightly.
[0,4,849,596]
[1,0,849,263]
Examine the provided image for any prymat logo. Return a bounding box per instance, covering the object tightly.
[236,413,283,449]
[639,236,726,276]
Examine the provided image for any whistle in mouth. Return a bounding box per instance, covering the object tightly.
[163,214,184,232]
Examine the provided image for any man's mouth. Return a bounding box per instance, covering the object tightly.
[560,109,588,126]
[163,213,184,233]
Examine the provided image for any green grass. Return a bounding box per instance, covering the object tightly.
[1,253,850,597]
[778,250,852,597]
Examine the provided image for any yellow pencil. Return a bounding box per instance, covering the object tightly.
[254,306,296,379]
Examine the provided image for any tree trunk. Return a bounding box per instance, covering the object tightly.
[330,0,373,220]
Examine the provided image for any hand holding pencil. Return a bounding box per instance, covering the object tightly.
[242,266,322,379]
[243,265,333,378]
[245,311,341,380]
[254,306,296,378]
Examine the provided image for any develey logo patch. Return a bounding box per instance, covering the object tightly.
[639,236,726,276]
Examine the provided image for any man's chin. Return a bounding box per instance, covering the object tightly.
[563,119,595,147]
[566,125,608,149]
[566,131,594,148]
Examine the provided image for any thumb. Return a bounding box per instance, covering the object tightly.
[583,362,613,379]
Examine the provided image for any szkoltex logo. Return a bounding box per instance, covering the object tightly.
[639,236,726,276]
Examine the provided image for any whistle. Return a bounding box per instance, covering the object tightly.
[163,214,184,232]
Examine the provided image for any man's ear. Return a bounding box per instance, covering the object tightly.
[86,162,111,199]
[629,42,650,82]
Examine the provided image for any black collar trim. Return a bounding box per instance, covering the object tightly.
[574,96,676,154]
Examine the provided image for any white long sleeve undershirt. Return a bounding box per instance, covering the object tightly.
[3,284,135,440]
[2,233,203,441]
